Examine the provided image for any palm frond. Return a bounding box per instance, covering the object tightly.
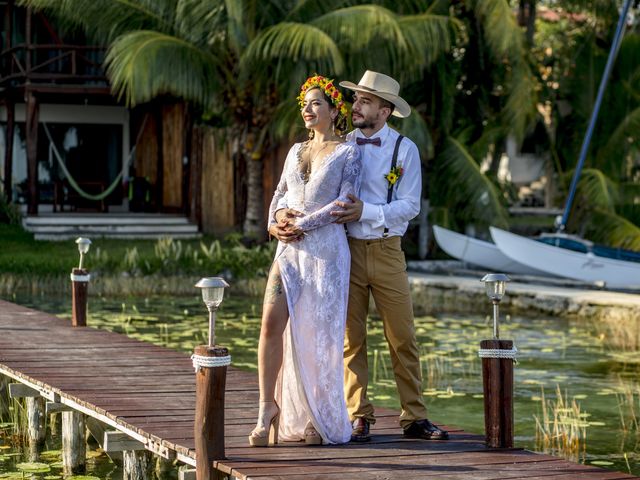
[311,5,406,53]
[106,30,222,108]
[434,136,509,228]
[18,0,176,43]
[596,106,640,176]
[474,0,537,142]
[391,108,434,160]
[474,0,523,59]
[572,168,619,212]
[580,208,640,251]
[397,13,460,74]
[241,22,344,77]
[503,64,538,142]
[174,0,227,49]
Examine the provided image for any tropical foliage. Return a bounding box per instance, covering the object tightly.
[19,0,458,238]
[16,0,640,250]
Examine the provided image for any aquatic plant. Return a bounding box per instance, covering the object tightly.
[534,385,589,463]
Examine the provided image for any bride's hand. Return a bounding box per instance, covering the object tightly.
[269,219,304,243]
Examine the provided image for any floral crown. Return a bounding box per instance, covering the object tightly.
[297,75,348,117]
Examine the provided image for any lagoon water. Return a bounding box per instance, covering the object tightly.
[1,291,638,477]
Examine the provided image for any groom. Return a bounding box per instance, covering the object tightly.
[330,71,448,442]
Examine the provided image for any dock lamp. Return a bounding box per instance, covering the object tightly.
[479,272,515,449]
[195,277,229,347]
[75,237,91,270]
[193,277,231,469]
[480,273,510,339]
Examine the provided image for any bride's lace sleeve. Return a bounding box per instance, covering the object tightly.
[267,145,295,229]
[296,144,362,232]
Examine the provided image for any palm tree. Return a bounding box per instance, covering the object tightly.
[21,0,458,238]
[396,0,538,234]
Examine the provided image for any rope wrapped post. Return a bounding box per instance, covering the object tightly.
[193,277,230,480]
[70,268,89,327]
[193,346,230,480]
[479,341,516,448]
[70,238,91,327]
[479,273,515,448]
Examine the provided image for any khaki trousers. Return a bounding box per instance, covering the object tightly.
[344,236,428,428]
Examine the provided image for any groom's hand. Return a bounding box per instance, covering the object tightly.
[331,194,363,224]
[275,208,303,224]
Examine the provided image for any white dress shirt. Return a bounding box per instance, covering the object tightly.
[346,124,422,239]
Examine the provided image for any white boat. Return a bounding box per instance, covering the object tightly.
[433,225,546,276]
[490,226,640,289]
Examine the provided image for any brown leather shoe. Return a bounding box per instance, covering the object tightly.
[403,419,449,440]
[350,418,371,442]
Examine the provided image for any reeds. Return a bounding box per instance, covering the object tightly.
[615,377,640,433]
[534,385,589,463]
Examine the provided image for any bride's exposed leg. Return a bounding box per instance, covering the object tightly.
[249,262,288,447]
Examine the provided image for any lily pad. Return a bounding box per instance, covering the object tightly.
[17,462,51,473]
[67,476,101,480]
[590,460,614,466]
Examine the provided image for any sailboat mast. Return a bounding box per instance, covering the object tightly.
[557,0,634,232]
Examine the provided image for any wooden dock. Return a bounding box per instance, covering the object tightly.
[0,298,637,480]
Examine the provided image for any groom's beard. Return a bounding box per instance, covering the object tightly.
[352,112,380,130]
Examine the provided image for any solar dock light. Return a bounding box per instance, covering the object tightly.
[479,273,515,449]
[192,277,231,478]
[75,237,91,270]
[480,273,509,339]
[70,237,91,327]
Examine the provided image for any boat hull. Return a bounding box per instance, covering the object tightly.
[490,227,640,289]
[433,225,545,275]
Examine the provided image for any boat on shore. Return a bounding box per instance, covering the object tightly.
[432,225,546,276]
[490,227,640,290]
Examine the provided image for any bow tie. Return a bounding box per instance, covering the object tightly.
[356,137,382,146]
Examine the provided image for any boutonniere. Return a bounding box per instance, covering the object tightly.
[384,166,404,187]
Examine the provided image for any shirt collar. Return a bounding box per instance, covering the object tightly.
[355,123,390,144]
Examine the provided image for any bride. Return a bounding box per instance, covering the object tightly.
[248,75,362,446]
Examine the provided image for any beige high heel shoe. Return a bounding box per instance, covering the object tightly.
[248,401,280,447]
[304,421,322,445]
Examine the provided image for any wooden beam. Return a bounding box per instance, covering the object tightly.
[46,402,73,414]
[178,467,196,480]
[103,431,145,453]
[9,383,39,398]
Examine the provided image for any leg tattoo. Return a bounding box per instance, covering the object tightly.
[264,273,283,304]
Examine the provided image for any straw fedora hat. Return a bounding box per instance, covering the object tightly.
[339,70,411,118]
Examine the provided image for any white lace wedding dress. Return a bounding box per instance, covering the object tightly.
[268,141,362,444]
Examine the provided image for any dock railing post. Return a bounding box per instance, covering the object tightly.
[71,238,91,327]
[193,278,230,480]
[479,274,516,449]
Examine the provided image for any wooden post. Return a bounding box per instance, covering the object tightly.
[3,100,15,202]
[71,268,89,327]
[25,90,39,215]
[123,450,153,480]
[481,339,514,448]
[26,396,46,446]
[194,345,229,480]
[62,410,86,474]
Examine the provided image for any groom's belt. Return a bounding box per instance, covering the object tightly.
[348,236,401,246]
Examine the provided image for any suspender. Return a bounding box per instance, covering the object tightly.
[383,135,404,236]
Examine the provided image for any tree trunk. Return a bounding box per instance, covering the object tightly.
[243,153,264,238]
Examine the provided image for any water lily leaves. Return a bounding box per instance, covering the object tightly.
[67,476,101,480]
[16,462,51,473]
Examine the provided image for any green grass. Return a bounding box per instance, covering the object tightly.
[0,224,276,278]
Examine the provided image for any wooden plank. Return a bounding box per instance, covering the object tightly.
[103,431,145,452]
[8,383,39,397]
[0,299,637,480]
